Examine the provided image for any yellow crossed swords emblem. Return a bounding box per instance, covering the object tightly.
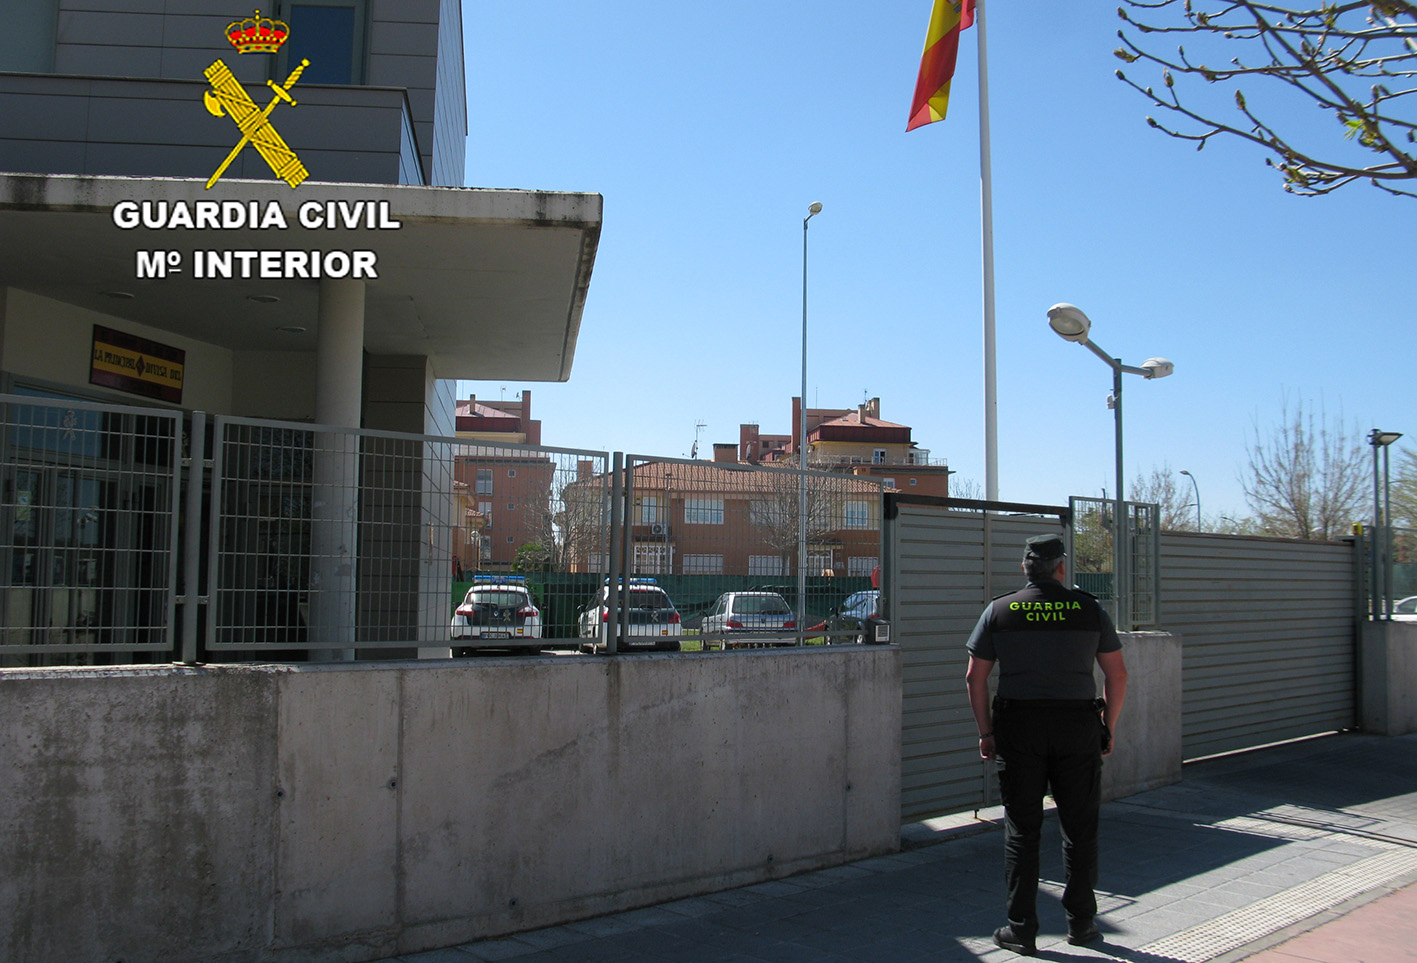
[203,58,310,189]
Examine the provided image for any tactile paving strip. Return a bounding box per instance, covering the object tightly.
[1138,847,1417,962]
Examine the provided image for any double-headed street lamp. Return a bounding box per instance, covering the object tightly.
[1046,303,1174,628]
[1369,428,1403,620]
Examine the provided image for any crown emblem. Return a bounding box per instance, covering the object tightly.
[225,9,289,54]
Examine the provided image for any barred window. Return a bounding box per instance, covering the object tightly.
[683,497,724,525]
[682,554,724,575]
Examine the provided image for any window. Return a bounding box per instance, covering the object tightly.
[637,495,662,525]
[478,501,492,529]
[748,555,784,576]
[873,449,888,464]
[844,499,873,529]
[909,478,917,486]
[848,556,878,577]
[281,1,366,85]
[808,553,833,576]
[684,497,724,525]
[633,543,669,574]
[475,469,493,494]
[507,502,515,511]
[881,478,895,489]
[682,554,724,575]
[508,469,516,477]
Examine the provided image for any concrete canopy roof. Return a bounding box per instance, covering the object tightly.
[0,174,601,382]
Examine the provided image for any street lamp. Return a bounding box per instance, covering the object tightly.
[1369,429,1403,620]
[800,202,822,642]
[1046,303,1174,628]
[1179,470,1201,531]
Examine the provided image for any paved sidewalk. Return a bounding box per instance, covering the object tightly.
[379,732,1417,963]
[1231,880,1417,962]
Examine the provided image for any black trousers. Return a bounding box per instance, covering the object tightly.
[994,699,1104,934]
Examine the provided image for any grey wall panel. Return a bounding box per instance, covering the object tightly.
[891,504,1357,820]
[891,504,1060,821]
[0,76,411,185]
[1158,532,1356,759]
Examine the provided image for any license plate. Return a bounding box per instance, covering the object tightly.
[479,631,511,639]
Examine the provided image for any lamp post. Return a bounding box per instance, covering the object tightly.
[1369,429,1403,619]
[1046,303,1174,629]
[800,202,822,640]
[1179,470,1201,531]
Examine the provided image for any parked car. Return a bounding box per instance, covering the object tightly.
[577,578,682,652]
[700,591,797,647]
[1394,595,1417,619]
[812,589,890,644]
[451,576,542,654]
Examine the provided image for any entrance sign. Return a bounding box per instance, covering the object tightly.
[90,326,186,404]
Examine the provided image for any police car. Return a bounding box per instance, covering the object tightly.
[451,575,542,653]
[577,577,682,652]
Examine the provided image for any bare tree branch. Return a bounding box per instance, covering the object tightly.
[1116,1,1417,197]
[1240,395,1367,538]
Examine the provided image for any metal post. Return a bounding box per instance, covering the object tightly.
[799,208,817,645]
[1382,441,1394,620]
[976,0,998,501]
[606,452,623,653]
[180,411,206,664]
[1112,361,1128,629]
[1181,469,1201,531]
[1372,438,1382,621]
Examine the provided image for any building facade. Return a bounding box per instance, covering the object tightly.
[0,4,601,654]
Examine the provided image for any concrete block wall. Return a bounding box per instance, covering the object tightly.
[1100,631,1183,801]
[1361,619,1417,736]
[0,647,902,963]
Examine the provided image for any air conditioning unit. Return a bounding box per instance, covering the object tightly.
[649,522,669,536]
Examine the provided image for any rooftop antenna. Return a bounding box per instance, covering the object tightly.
[690,420,707,459]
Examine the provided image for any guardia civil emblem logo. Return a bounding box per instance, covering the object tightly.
[202,10,309,189]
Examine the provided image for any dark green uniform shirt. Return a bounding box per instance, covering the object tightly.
[965,577,1121,700]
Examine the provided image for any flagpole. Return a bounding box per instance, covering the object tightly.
[975,0,998,501]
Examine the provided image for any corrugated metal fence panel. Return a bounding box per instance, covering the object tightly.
[892,504,1061,821]
[1159,533,1357,759]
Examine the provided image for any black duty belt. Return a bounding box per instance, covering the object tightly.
[994,698,1104,710]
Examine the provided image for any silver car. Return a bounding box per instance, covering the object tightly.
[700,591,797,648]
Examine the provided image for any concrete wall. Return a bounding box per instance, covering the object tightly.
[1360,619,1417,736]
[1100,631,1183,801]
[0,647,902,963]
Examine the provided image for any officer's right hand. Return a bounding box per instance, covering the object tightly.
[979,734,996,761]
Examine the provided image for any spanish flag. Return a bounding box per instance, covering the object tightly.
[906,0,975,131]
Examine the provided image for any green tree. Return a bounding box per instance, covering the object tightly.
[1115,1,1417,198]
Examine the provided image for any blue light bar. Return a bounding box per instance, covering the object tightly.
[473,574,526,582]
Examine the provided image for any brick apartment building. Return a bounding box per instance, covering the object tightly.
[742,397,952,497]
[451,391,556,574]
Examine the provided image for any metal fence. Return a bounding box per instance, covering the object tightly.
[1067,495,1160,629]
[0,393,889,663]
[0,393,181,660]
[613,455,885,650]
[205,416,612,655]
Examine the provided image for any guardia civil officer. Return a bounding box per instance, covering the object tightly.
[964,533,1128,956]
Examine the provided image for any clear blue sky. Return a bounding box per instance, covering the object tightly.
[455,1,1414,522]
